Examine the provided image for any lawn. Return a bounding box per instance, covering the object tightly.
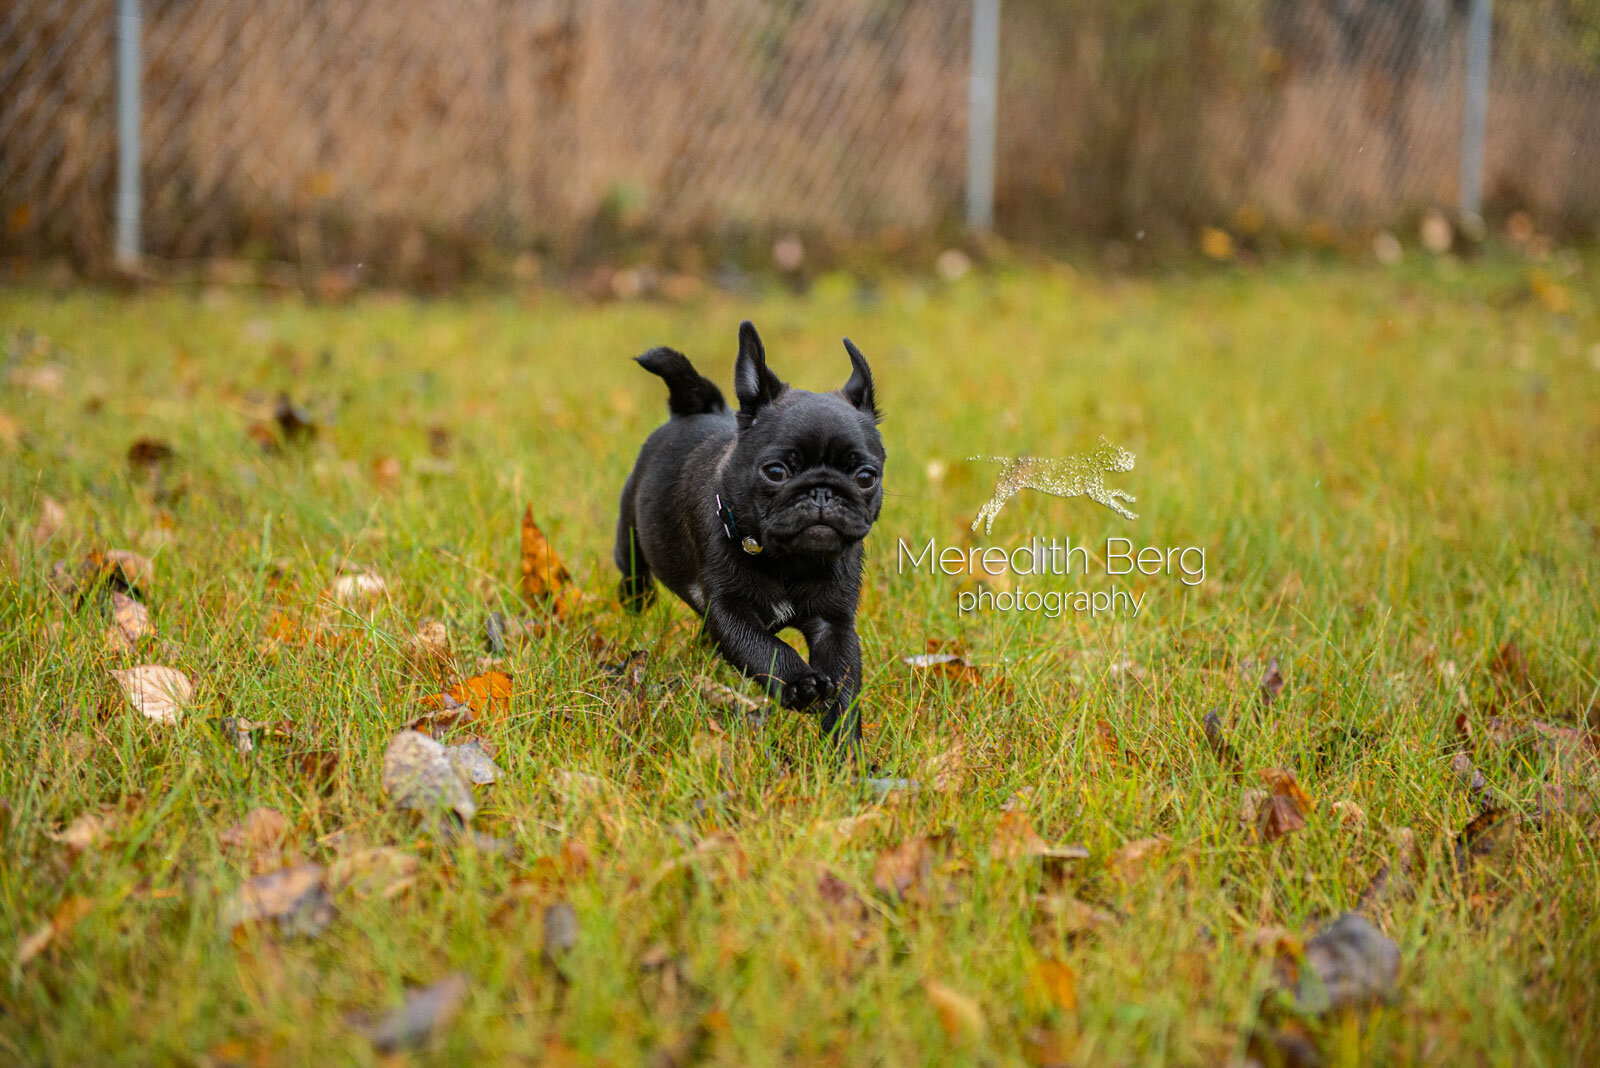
[2,255,1598,1065]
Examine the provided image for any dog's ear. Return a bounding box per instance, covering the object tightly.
[734,320,784,427]
[841,338,878,422]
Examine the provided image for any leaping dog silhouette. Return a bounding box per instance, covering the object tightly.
[970,436,1138,534]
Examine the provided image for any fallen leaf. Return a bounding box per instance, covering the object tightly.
[902,650,983,686]
[221,808,289,868]
[692,675,763,716]
[1259,656,1285,706]
[273,394,317,443]
[1330,800,1365,827]
[873,834,939,900]
[221,864,333,936]
[1256,768,1310,844]
[127,436,176,475]
[1294,912,1400,1014]
[109,665,192,723]
[923,979,985,1039]
[923,742,970,793]
[405,693,477,736]
[1108,836,1168,881]
[1201,709,1243,775]
[32,497,67,545]
[47,811,111,852]
[364,972,468,1053]
[408,619,453,673]
[326,570,389,606]
[519,506,572,611]
[326,847,420,899]
[446,739,502,785]
[1029,957,1078,1014]
[990,812,1090,863]
[1452,807,1516,879]
[106,591,155,651]
[15,895,93,969]
[95,549,154,592]
[382,731,476,823]
[543,901,579,963]
[426,671,512,723]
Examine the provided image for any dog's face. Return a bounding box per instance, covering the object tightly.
[724,322,884,558]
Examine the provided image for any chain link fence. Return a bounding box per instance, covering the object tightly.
[2,1,1597,280]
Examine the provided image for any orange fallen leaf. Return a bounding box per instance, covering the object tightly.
[519,506,572,610]
[923,979,985,1038]
[433,671,513,722]
[1030,957,1078,1014]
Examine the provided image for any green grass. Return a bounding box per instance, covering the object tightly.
[2,255,1598,1065]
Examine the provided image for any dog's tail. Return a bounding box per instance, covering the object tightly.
[635,347,728,417]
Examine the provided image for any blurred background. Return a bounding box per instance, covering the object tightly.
[2,0,1596,288]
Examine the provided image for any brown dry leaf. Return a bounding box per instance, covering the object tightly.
[109,664,192,724]
[381,731,476,823]
[519,506,572,610]
[923,979,985,1039]
[1256,768,1310,844]
[1108,836,1169,881]
[692,675,763,716]
[220,863,333,936]
[127,436,175,474]
[1258,656,1285,706]
[1453,807,1516,879]
[94,549,155,591]
[1035,892,1115,935]
[1331,800,1365,828]
[1201,709,1243,776]
[47,811,111,852]
[923,741,969,793]
[325,570,389,606]
[364,972,468,1053]
[221,808,289,869]
[106,591,155,652]
[1029,958,1078,1014]
[327,847,420,899]
[873,834,938,900]
[408,619,453,673]
[405,693,477,737]
[32,497,67,545]
[990,812,1090,864]
[902,649,984,686]
[15,895,94,969]
[811,812,883,843]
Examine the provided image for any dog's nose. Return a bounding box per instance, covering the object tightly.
[808,486,834,509]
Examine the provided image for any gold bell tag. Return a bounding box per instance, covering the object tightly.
[741,536,762,555]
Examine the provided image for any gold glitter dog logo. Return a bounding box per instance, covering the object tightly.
[970,436,1138,534]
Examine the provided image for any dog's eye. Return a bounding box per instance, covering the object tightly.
[761,462,791,483]
[853,467,879,490]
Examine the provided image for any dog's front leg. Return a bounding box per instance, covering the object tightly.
[802,617,863,744]
[704,600,833,711]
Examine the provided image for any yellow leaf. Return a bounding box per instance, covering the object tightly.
[923,979,985,1038]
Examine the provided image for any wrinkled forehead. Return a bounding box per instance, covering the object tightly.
[768,393,883,461]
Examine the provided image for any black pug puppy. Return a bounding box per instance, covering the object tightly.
[615,321,884,742]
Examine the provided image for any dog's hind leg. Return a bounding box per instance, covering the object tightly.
[614,474,656,611]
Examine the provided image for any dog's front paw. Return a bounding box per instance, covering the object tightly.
[781,670,836,712]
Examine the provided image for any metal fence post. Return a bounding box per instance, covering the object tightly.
[1459,0,1491,222]
[115,0,142,268]
[966,0,999,232]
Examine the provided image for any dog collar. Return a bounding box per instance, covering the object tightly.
[715,494,762,555]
